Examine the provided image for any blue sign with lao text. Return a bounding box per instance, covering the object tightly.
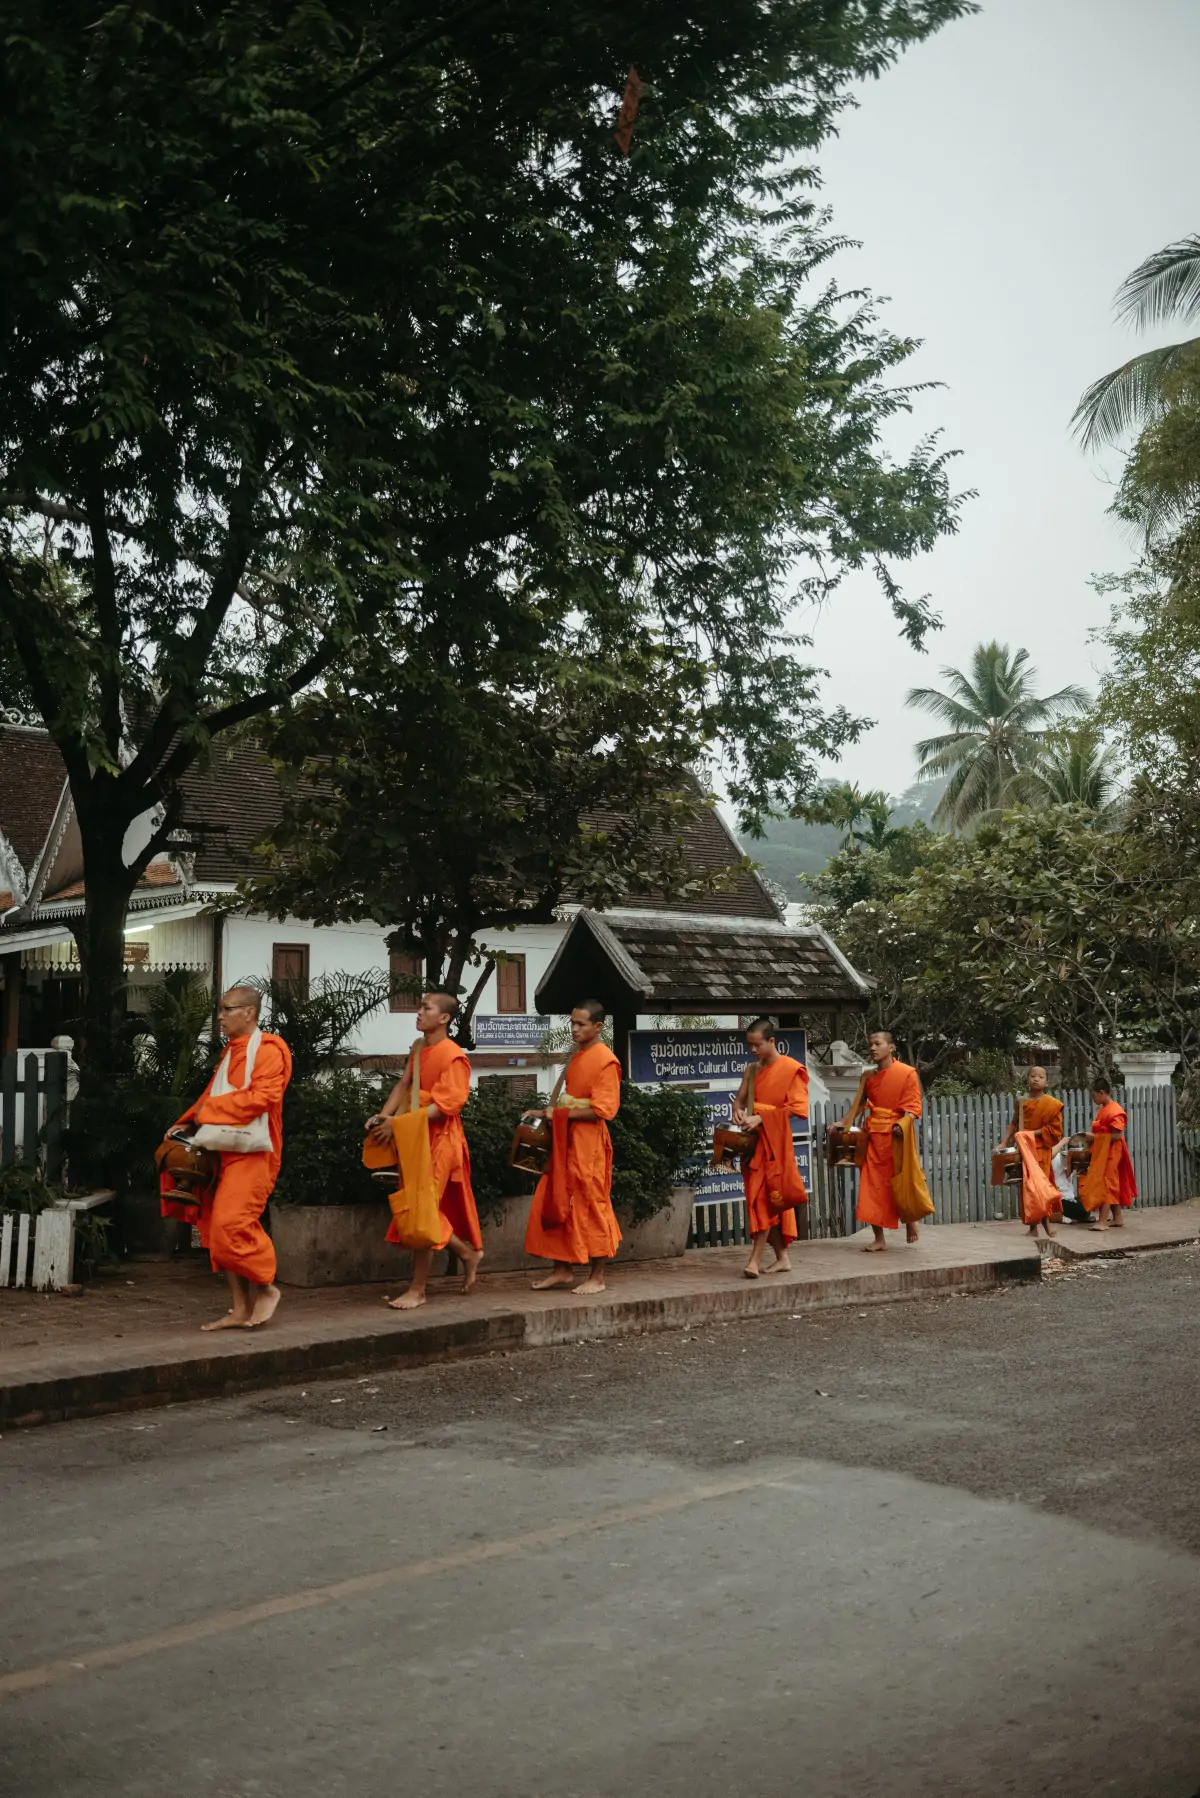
[629,1028,810,1205]
[629,1028,806,1085]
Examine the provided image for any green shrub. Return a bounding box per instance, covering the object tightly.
[460,1081,542,1220]
[609,1081,709,1224]
[272,1072,390,1207]
[0,1164,112,1277]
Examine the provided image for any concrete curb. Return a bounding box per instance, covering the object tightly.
[0,1250,1038,1431]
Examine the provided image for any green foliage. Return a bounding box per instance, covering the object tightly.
[817,802,1200,1083]
[0,0,970,1094]
[907,642,1088,828]
[1074,234,1200,462]
[252,972,393,1084]
[132,972,215,1097]
[609,1081,709,1224]
[272,1073,389,1209]
[460,1082,542,1223]
[928,1049,1017,1098]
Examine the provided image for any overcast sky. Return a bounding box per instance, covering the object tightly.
[796,0,1198,793]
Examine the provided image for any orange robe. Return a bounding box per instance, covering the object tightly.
[525,1041,623,1265]
[160,1031,292,1287]
[1017,1095,1064,1181]
[856,1059,922,1231]
[743,1055,809,1242]
[1079,1100,1138,1211]
[384,1037,482,1252]
[1016,1094,1064,1224]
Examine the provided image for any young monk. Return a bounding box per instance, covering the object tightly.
[162,985,292,1331]
[524,999,622,1295]
[842,1029,923,1251]
[731,1017,809,1279]
[1078,1076,1139,1230]
[367,990,483,1309]
[999,1065,1064,1237]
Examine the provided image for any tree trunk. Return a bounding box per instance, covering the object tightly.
[71,821,139,1092]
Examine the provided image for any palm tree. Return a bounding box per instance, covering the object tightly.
[1073,234,1200,451]
[1029,729,1117,813]
[907,642,1088,829]
[799,781,904,852]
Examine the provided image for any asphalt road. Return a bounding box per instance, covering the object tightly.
[3,1248,1199,1798]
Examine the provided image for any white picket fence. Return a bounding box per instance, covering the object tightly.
[690,1085,1195,1246]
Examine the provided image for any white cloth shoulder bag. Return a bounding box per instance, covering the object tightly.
[192,1028,274,1155]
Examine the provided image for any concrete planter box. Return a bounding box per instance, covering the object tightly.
[269,1184,696,1287]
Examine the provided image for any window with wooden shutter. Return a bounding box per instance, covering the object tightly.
[495,953,526,1014]
[389,951,422,1013]
[271,942,310,1000]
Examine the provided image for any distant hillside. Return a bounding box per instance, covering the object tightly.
[739,779,946,900]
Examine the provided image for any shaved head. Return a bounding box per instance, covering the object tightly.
[223,985,261,1017]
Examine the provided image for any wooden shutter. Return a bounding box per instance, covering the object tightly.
[272,943,310,1000]
[389,951,422,1014]
[495,953,526,1014]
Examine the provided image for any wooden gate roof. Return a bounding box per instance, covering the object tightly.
[534,908,869,1018]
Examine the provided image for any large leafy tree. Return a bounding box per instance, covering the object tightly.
[906,641,1086,829]
[245,613,722,1025]
[813,804,1200,1084]
[0,0,968,1085]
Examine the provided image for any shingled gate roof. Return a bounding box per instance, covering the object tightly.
[535,908,870,1018]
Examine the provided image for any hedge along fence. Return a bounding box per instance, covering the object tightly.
[691,1085,1193,1248]
[270,1071,709,1224]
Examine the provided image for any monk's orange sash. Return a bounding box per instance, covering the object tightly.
[1015,1128,1058,1224]
[755,1107,807,1212]
[890,1114,934,1222]
[541,1107,572,1227]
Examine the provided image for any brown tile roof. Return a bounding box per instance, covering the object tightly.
[536,908,869,1016]
[1,726,775,929]
[0,726,67,877]
[176,738,284,882]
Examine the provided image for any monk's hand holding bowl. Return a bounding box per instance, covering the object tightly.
[366,1114,394,1146]
[167,1123,196,1144]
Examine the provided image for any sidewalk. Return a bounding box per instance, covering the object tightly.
[2,1203,1197,1429]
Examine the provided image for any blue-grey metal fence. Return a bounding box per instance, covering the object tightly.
[689,1083,1193,1246]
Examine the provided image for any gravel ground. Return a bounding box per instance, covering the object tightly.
[254,1244,1200,1554]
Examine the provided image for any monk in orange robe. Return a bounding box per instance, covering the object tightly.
[999,1066,1064,1236]
[1079,1077,1138,1229]
[524,999,623,1295]
[731,1016,809,1278]
[161,985,292,1330]
[843,1029,923,1251]
[367,990,483,1309]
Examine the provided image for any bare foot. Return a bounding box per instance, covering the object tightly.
[246,1285,281,1329]
[1091,1220,1110,1231]
[531,1272,576,1290]
[387,1290,428,1310]
[861,1241,886,1253]
[743,1262,762,1279]
[1027,1224,1039,1236]
[573,1276,607,1295]
[201,1309,250,1332]
[1110,1214,1125,1228]
[765,1256,792,1274]
[460,1246,484,1294]
[905,1225,920,1244]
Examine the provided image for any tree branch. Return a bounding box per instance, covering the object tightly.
[0,492,87,524]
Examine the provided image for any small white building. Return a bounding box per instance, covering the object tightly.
[0,724,866,1102]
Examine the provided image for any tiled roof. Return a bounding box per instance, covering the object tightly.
[0,725,777,927]
[176,738,284,882]
[0,726,68,876]
[536,908,869,1016]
